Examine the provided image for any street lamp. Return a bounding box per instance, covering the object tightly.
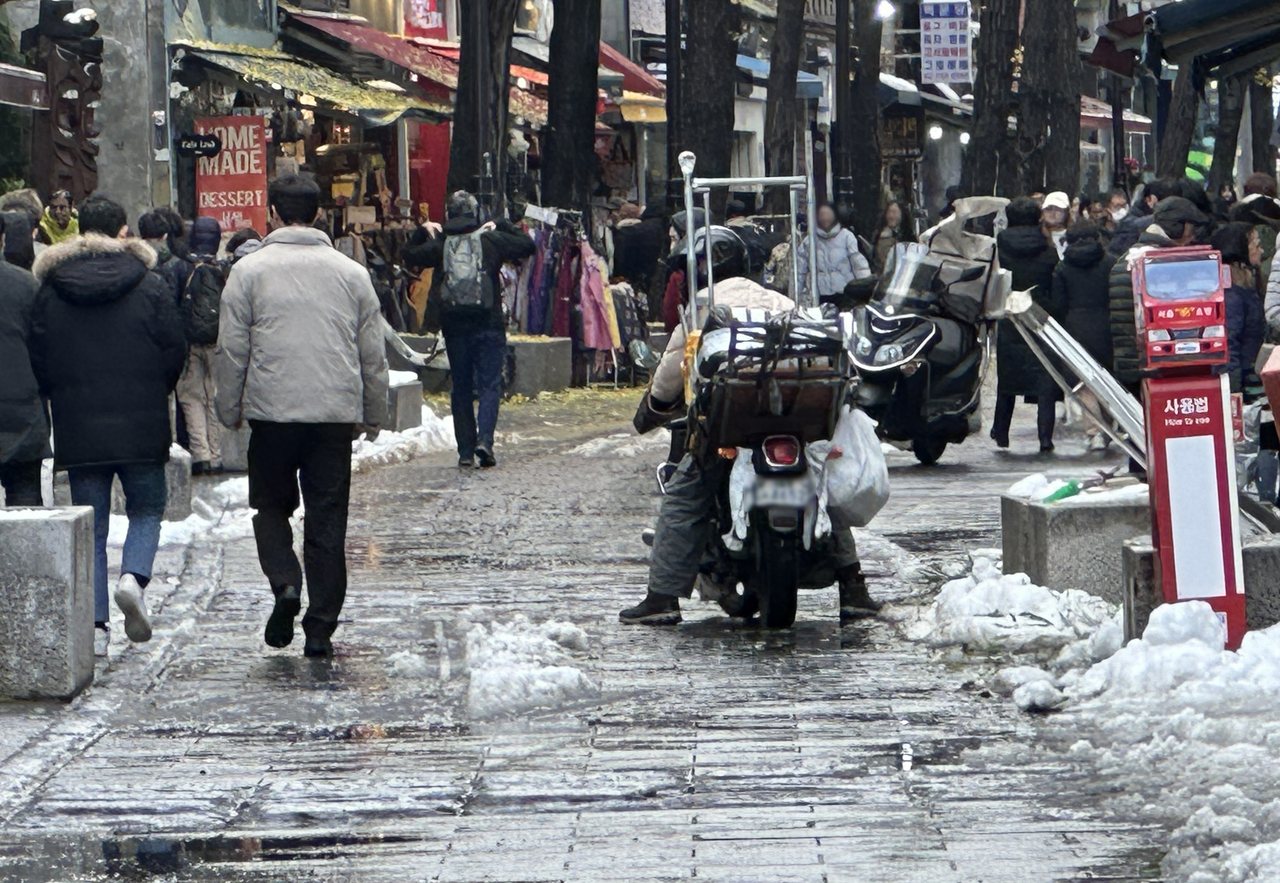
[960,132,971,145]
[928,125,943,141]
[875,0,896,20]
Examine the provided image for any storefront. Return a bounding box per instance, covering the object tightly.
[168,42,449,237]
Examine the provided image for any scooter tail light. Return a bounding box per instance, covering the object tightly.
[763,436,801,468]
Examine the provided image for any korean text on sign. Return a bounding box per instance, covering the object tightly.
[920,1,972,85]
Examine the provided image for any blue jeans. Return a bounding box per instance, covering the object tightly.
[444,327,506,458]
[68,464,167,623]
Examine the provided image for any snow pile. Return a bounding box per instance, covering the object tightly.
[351,404,455,473]
[1060,602,1280,881]
[905,552,1118,657]
[464,615,599,718]
[108,476,255,549]
[568,430,669,458]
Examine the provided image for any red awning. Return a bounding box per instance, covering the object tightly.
[294,12,458,89]
[598,41,664,97]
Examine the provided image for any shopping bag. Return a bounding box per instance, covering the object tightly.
[821,406,890,527]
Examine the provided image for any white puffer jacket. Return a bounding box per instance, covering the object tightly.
[797,223,872,299]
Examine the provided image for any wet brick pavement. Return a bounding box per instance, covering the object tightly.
[0,393,1162,882]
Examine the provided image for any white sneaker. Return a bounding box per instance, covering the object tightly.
[114,574,153,643]
[94,624,110,658]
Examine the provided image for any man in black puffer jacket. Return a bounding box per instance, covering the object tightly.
[0,213,48,506]
[29,196,187,653]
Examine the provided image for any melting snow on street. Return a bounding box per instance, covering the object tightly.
[463,615,599,719]
[916,546,1280,882]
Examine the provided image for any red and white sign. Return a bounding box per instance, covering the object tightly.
[1144,374,1246,649]
[195,115,268,234]
[405,0,447,39]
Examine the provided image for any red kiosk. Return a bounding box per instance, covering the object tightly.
[1134,246,1246,648]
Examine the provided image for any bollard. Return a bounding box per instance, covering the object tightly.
[0,507,95,699]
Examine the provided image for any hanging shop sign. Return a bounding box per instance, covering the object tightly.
[920,1,972,85]
[176,132,221,158]
[194,115,268,234]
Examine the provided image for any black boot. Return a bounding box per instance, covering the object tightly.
[838,564,882,624]
[264,585,301,648]
[619,591,682,625]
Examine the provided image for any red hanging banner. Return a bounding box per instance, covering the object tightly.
[195,115,268,234]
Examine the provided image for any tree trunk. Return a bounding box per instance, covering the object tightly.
[543,0,602,212]
[847,0,882,239]
[962,0,1019,197]
[449,0,520,217]
[1208,72,1247,199]
[764,0,805,213]
[676,0,738,215]
[1156,64,1198,181]
[1250,69,1276,176]
[665,0,683,208]
[1014,0,1080,195]
[832,0,852,209]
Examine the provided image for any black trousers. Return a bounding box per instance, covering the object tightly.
[0,459,42,506]
[992,393,1056,448]
[247,421,353,638]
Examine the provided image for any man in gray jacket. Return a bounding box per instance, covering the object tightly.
[215,174,388,658]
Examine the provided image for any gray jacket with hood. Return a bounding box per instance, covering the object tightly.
[214,225,388,428]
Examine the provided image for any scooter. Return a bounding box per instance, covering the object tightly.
[848,243,992,465]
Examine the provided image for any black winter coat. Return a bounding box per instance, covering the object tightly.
[996,225,1060,398]
[29,236,187,468]
[612,216,667,295]
[1224,282,1264,394]
[1051,238,1114,369]
[0,260,49,465]
[1108,224,1178,385]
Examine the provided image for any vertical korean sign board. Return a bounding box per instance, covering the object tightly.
[195,116,268,234]
[1135,247,1246,648]
[920,2,972,85]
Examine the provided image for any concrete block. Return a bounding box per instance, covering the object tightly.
[507,337,572,400]
[1001,494,1151,605]
[387,374,424,432]
[0,507,95,699]
[220,423,253,473]
[111,449,192,522]
[1123,536,1280,642]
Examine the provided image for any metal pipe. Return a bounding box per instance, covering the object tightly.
[702,185,715,312]
[804,130,819,308]
[681,152,698,333]
[789,184,801,300]
[692,176,808,188]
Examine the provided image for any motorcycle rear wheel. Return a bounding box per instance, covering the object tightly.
[755,523,799,629]
[913,436,948,466]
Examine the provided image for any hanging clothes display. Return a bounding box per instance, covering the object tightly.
[578,241,616,353]
[551,238,577,338]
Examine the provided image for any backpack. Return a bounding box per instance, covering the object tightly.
[439,231,492,314]
[182,260,225,346]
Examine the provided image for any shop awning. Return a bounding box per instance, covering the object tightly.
[1093,0,1280,80]
[735,54,824,100]
[1080,95,1152,134]
[599,42,664,97]
[285,14,547,127]
[178,43,450,127]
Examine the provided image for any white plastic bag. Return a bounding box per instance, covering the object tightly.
[819,406,890,527]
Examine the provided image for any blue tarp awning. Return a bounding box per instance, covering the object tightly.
[735,54,824,101]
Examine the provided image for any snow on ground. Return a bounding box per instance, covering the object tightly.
[352,403,455,473]
[108,476,255,549]
[915,545,1280,881]
[568,429,669,458]
[463,615,599,719]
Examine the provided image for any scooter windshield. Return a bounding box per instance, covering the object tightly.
[875,243,942,313]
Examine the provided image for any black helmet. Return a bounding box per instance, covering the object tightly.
[669,225,751,282]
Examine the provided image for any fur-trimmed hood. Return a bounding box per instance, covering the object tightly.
[33,234,157,306]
